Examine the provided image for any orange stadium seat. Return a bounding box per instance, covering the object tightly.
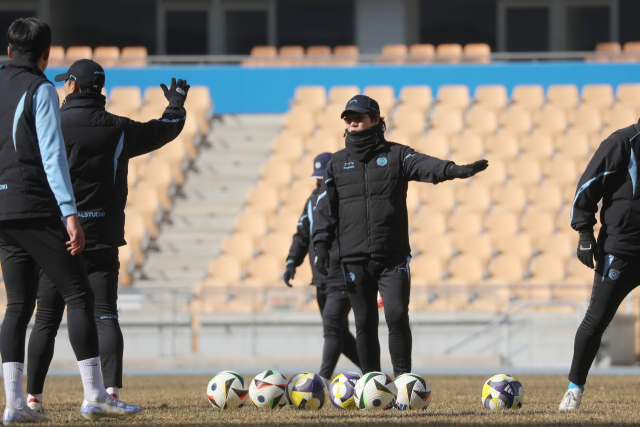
[260,160,292,187]
[568,107,602,134]
[306,46,331,65]
[412,211,447,236]
[528,184,563,215]
[602,104,637,132]
[616,83,640,109]
[484,134,519,160]
[419,185,456,214]
[564,258,595,285]
[270,212,301,236]
[519,133,554,160]
[543,158,579,186]
[455,185,491,214]
[491,184,527,214]
[494,235,533,262]
[436,85,470,110]
[499,109,532,135]
[328,86,360,108]
[66,46,92,62]
[452,234,493,263]
[465,108,498,135]
[333,45,359,65]
[473,159,507,186]
[484,210,519,236]
[244,255,283,286]
[590,42,622,62]
[205,255,243,286]
[234,211,268,239]
[93,46,120,67]
[507,159,542,185]
[536,233,574,261]
[430,108,463,135]
[581,84,614,112]
[398,85,432,110]
[486,255,525,284]
[363,86,396,115]
[447,254,485,284]
[474,85,508,111]
[108,87,142,117]
[220,233,255,268]
[555,134,590,160]
[411,235,453,261]
[256,233,291,258]
[409,44,435,62]
[393,110,427,137]
[278,45,304,66]
[526,254,565,284]
[414,133,449,159]
[450,133,484,159]
[521,211,555,235]
[410,257,444,284]
[463,43,491,63]
[448,211,483,236]
[293,86,327,112]
[49,46,65,66]
[511,85,545,110]
[436,43,463,63]
[120,46,148,67]
[245,185,280,214]
[379,44,408,64]
[533,107,567,135]
[547,84,579,111]
[283,110,315,137]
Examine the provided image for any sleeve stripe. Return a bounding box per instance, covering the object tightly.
[629,147,637,197]
[570,170,616,222]
[315,191,326,206]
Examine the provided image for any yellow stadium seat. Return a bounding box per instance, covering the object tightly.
[528,185,563,215]
[66,46,92,62]
[363,86,395,115]
[120,46,148,67]
[602,104,637,131]
[616,83,640,109]
[521,211,555,234]
[393,110,427,137]
[234,211,268,239]
[411,234,453,261]
[499,109,532,135]
[536,233,574,261]
[410,256,444,284]
[419,185,456,213]
[465,108,498,135]
[412,211,447,235]
[543,158,578,186]
[526,254,565,284]
[49,46,65,66]
[448,212,483,235]
[205,255,243,286]
[220,233,255,268]
[316,106,346,135]
[436,85,470,110]
[333,45,359,66]
[305,46,331,65]
[464,43,491,63]
[108,87,142,116]
[142,87,166,109]
[93,46,120,67]
[519,133,554,160]
[283,111,315,137]
[582,84,614,112]
[474,85,508,111]
[452,234,493,263]
[270,212,302,236]
[430,108,463,134]
[533,106,567,135]
[398,85,432,110]
[567,107,602,134]
[377,44,408,64]
[512,85,545,110]
[554,134,590,160]
[245,185,279,214]
[484,134,519,160]
[260,160,292,187]
[436,43,463,64]
[447,254,485,284]
[280,183,314,209]
[507,159,542,185]
[413,133,449,159]
[328,86,361,108]
[487,255,525,283]
[455,186,491,214]
[484,210,519,236]
[408,44,435,63]
[564,258,595,285]
[272,134,304,155]
[256,233,291,258]
[278,45,304,66]
[472,159,507,186]
[293,86,327,112]
[450,133,484,158]
[547,84,579,111]
[292,158,315,180]
[494,235,533,262]
[244,255,284,286]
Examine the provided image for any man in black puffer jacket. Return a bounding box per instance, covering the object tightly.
[312,95,488,376]
[283,152,360,382]
[25,59,189,411]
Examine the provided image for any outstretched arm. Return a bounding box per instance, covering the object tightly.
[402,145,488,183]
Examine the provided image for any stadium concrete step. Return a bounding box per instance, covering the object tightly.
[134,114,282,288]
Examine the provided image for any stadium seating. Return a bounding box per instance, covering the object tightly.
[197,80,640,313]
[47,46,148,67]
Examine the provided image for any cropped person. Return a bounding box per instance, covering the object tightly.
[312,95,488,376]
[25,59,189,413]
[0,18,143,422]
[283,153,360,382]
[560,120,640,411]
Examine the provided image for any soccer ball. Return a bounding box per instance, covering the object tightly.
[206,371,249,409]
[481,374,524,410]
[394,373,431,410]
[354,372,397,410]
[285,372,328,410]
[249,370,288,409]
[329,372,361,409]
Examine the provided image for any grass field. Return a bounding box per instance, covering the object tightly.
[15,374,640,426]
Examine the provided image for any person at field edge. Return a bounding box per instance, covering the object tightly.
[559,117,640,411]
[24,59,189,414]
[312,95,488,376]
[0,17,143,422]
[283,152,360,382]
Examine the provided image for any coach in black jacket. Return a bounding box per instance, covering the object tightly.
[283,152,360,381]
[25,59,189,407]
[560,121,640,410]
[312,95,488,376]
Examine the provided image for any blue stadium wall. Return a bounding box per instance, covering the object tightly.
[46,62,640,115]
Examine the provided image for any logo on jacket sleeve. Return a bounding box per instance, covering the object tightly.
[347,272,356,282]
[344,162,355,169]
[0,184,7,190]
[377,158,388,167]
[609,269,620,280]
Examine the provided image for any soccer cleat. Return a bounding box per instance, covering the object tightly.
[80,395,144,420]
[559,388,583,411]
[2,405,51,423]
[26,397,47,416]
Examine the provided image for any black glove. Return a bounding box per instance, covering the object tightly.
[314,242,330,276]
[283,263,296,287]
[447,160,489,179]
[160,78,190,113]
[577,230,599,269]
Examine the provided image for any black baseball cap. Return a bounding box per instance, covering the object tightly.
[341,95,380,118]
[311,152,332,179]
[54,59,105,89]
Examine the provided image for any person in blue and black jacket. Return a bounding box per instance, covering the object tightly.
[284,153,360,382]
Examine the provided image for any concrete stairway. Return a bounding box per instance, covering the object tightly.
[134,114,282,289]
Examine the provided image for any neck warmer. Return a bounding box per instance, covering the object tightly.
[345,124,385,162]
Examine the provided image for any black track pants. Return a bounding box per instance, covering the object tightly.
[0,218,98,365]
[569,254,639,386]
[316,286,360,379]
[343,257,411,376]
[27,247,123,393]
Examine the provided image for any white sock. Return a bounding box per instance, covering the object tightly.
[27,393,43,404]
[106,387,119,399]
[77,357,107,402]
[3,362,26,409]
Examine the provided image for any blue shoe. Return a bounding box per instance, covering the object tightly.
[2,405,51,423]
[80,395,143,420]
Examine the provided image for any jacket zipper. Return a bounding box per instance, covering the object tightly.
[364,161,372,252]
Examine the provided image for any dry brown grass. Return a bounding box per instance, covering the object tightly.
[9,374,640,426]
